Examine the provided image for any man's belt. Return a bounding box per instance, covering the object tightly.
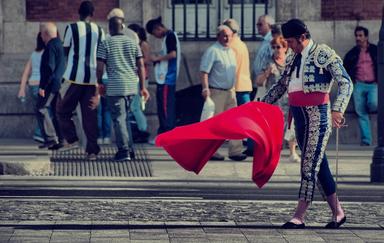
[357,80,376,84]
[209,86,230,91]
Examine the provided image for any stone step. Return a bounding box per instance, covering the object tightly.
[0,145,152,177]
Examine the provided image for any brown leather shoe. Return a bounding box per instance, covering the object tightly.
[229,154,247,161]
[210,152,225,161]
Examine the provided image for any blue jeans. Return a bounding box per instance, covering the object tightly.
[236,92,251,106]
[108,96,133,152]
[353,81,377,145]
[131,83,148,132]
[29,85,42,137]
[156,84,176,134]
[236,92,253,152]
[97,96,111,139]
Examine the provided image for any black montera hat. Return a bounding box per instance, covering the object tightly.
[281,18,308,38]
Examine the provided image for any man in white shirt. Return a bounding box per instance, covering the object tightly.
[57,1,104,160]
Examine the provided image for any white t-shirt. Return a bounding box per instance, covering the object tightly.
[288,39,314,93]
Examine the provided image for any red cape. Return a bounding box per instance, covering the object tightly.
[156,101,284,188]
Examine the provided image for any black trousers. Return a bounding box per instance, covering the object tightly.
[56,81,100,155]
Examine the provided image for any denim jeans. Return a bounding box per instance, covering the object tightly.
[353,81,377,145]
[29,85,42,137]
[236,91,253,152]
[236,92,251,106]
[131,82,148,132]
[108,96,133,152]
[97,96,111,139]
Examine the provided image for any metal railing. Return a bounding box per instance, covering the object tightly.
[170,0,269,41]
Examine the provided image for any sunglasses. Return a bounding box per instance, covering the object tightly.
[272,45,282,49]
[256,22,263,26]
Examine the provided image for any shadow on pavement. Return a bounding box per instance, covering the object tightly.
[0,223,381,231]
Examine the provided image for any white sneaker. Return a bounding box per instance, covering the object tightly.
[32,135,45,143]
[60,141,79,152]
[103,138,111,145]
[148,137,157,145]
[86,153,97,161]
[97,138,103,145]
[289,153,301,163]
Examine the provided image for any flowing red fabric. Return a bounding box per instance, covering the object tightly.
[155,102,284,188]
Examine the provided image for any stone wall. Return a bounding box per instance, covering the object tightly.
[26,0,119,21]
[322,0,384,20]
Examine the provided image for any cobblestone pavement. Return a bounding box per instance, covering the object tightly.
[0,199,383,242]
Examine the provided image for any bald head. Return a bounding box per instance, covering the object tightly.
[108,17,123,35]
[40,22,58,44]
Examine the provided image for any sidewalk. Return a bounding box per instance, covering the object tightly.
[0,206,384,243]
[0,139,383,242]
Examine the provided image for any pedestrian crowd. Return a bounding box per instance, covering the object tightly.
[17,1,376,161]
[18,1,155,161]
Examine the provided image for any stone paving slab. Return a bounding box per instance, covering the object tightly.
[0,199,383,227]
[170,238,210,243]
[1,226,384,242]
[90,229,129,237]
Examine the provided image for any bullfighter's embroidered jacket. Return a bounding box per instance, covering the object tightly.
[262,42,353,113]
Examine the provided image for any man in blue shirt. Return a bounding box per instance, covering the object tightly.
[200,25,246,162]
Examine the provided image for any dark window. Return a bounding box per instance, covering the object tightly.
[228,0,266,3]
[172,0,212,4]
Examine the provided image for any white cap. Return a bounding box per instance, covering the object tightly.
[223,18,240,33]
[107,8,124,20]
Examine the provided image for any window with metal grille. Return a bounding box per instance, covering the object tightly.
[166,0,271,40]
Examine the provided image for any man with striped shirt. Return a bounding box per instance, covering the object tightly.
[57,1,104,160]
[96,16,149,161]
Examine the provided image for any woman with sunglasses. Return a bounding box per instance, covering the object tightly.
[255,35,301,163]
